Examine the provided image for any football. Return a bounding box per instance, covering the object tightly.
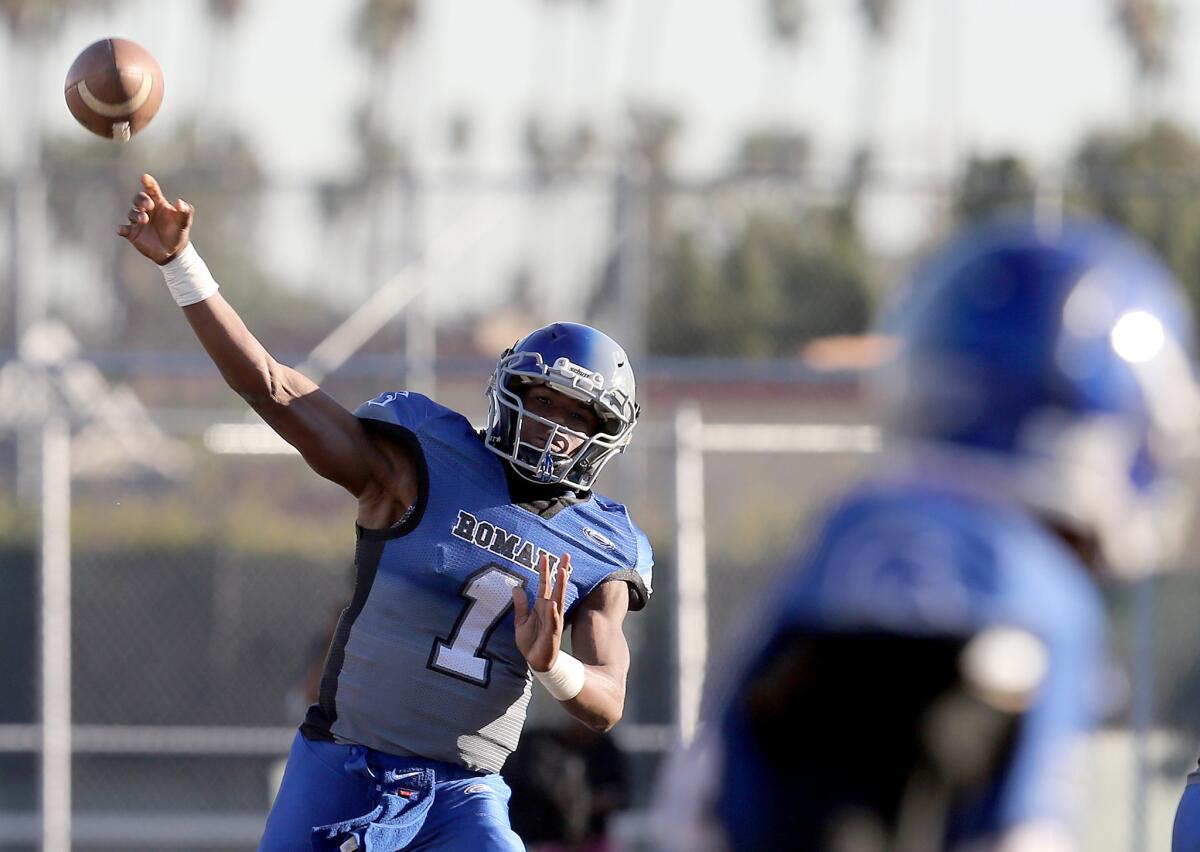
[64,38,163,142]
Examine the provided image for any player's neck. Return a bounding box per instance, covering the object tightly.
[502,458,590,511]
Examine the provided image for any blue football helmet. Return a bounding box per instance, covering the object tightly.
[879,217,1200,575]
[485,322,639,490]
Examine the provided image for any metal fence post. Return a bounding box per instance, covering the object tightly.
[40,415,71,852]
[672,403,707,745]
[1131,576,1157,852]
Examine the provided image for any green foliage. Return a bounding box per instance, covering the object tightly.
[1070,120,1200,311]
[953,154,1038,224]
[735,129,809,177]
[947,124,1200,316]
[0,489,36,543]
[649,207,872,358]
[39,123,333,349]
[0,453,355,561]
[627,105,681,173]
[647,123,870,358]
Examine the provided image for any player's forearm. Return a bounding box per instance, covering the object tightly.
[156,243,313,406]
[550,583,631,732]
[562,665,626,732]
[181,293,312,406]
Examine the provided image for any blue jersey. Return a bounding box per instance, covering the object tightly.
[303,392,653,774]
[708,477,1105,849]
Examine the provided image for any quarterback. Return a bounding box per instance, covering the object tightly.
[118,174,653,851]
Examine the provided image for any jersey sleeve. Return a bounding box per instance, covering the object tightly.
[610,523,653,612]
[352,391,448,535]
[354,391,447,432]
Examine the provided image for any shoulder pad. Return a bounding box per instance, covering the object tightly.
[590,494,654,611]
[354,391,450,432]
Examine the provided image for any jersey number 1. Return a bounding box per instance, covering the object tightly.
[429,565,524,686]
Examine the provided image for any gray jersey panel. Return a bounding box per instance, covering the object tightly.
[330,568,533,773]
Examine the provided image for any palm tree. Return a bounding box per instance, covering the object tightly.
[353,0,429,390]
[762,0,804,121]
[0,0,118,140]
[516,0,610,333]
[849,0,897,199]
[199,0,247,139]
[356,0,421,161]
[519,112,597,326]
[766,0,804,42]
[1114,0,1171,120]
[858,0,893,35]
[617,105,679,360]
[1,0,119,347]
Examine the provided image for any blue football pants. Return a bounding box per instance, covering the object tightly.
[259,731,525,851]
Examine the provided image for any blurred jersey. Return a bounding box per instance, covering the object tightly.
[302,392,653,774]
[1174,772,1200,851]
[661,473,1104,852]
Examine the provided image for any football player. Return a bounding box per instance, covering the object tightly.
[1172,716,1200,840]
[117,174,653,851]
[1176,777,1200,850]
[656,217,1199,852]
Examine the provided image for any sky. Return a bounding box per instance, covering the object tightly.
[16,0,1200,322]
[37,1,1154,177]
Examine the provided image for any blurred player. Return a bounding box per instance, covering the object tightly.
[656,217,1199,852]
[117,174,653,851]
[1171,742,1200,843]
[1176,774,1200,851]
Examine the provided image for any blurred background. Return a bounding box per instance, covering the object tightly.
[4,0,1200,849]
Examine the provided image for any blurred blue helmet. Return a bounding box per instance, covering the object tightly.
[485,322,639,490]
[880,217,1200,575]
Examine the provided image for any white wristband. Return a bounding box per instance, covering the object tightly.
[533,651,586,702]
[159,242,219,307]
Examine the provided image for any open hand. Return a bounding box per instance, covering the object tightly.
[513,551,572,672]
[116,173,194,264]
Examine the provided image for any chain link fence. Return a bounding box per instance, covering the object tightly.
[4,170,1200,850]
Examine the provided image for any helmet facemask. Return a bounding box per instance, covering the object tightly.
[486,350,637,490]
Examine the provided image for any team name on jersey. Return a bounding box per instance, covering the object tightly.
[451,510,563,574]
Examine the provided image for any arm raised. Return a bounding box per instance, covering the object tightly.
[118,174,410,506]
[181,293,390,497]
